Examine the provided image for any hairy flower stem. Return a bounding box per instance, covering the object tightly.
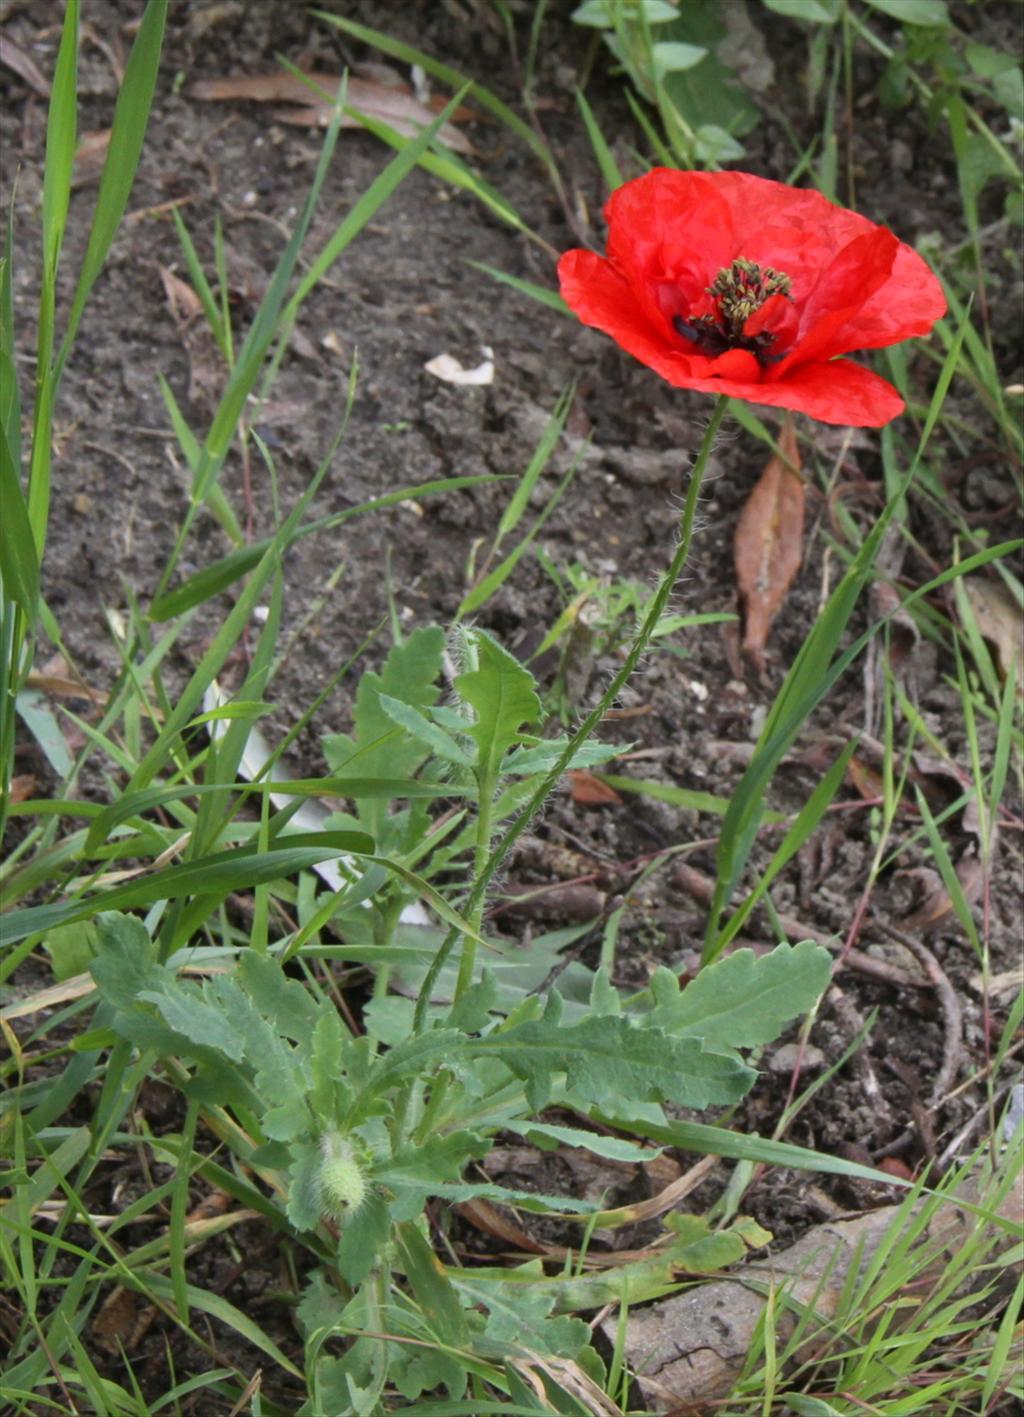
[453,769,497,999]
[414,395,730,1033]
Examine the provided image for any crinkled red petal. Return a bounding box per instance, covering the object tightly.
[560,169,946,426]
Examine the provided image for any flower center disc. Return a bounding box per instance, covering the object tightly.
[674,258,793,364]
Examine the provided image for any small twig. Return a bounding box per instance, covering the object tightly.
[776,913,931,992]
[937,1079,1021,1171]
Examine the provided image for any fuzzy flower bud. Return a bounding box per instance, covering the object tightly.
[316,1131,367,1219]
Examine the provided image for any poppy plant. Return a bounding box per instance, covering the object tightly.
[558,169,946,427]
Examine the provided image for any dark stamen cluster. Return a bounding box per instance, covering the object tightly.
[674,257,793,365]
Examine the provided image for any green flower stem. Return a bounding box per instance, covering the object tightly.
[454,765,497,1000]
[414,394,730,1032]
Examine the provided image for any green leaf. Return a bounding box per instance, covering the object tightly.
[237,950,320,1039]
[480,996,754,1111]
[387,1181,594,1219]
[502,738,620,776]
[762,0,839,21]
[310,1008,347,1118]
[296,1269,347,1339]
[463,1258,675,1325]
[338,1190,391,1286]
[663,1211,749,1270]
[862,0,948,23]
[56,0,168,378]
[478,1281,589,1360]
[134,979,237,1054]
[396,1221,469,1345]
[42,920,98,981]
[466,260,569,315]
[651,41,707,77]
[287,1141,324,1231]
[325,626,446,782]
[365,1028,467,1095]
[150,476,497,619]
[378,1131,489,1190]
[376,693,470,767]
[645,942,831,1050]
[139,1272,302,1378]
[513,1122,661,1164]
[88,911,159,1006]
[2,835,373,945]
[0,416,39,616]
[455,631,541,787]
[659,1,760,146]
[572,0,679,23]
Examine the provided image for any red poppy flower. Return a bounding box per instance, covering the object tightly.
[558,169,946,427]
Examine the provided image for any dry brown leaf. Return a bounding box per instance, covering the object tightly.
[189,71,474,153]
[734,414,805,672]
[26,670,105,702]
[158,264,203,325]
[968,965,1024,999]
[899,848,984,933]
[157,266,225,409]
[9,773,36,802]
[456,1197,551,1253]
[595,1155,715,1229]
[0,30,50,95]
[91,1286,156,1354]
[73,128,111,184]
[964,575,1023,686]
[568,770,621,805]
[187,2,244,40]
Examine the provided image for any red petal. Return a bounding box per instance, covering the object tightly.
[558,248,692,374]
[740,358,906,425]
[604,169,737,290]
[778,227,899,371]
[559,170,944,428]
[826,240,947,350]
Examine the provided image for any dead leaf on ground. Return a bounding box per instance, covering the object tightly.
[91,1285,156,1354]
[898,849,984,933]
[456,1196,551,1254]
[734,414,805,672]
[568,769,621,806]
[0,30,50,95]
[158,264,204,325]
[9,773,36,802]
[28,658,105,703]
[158,265,225,409]
[963,575,1023,686]
[969,965,1024,999]
[73,128,111,184]
[187,1,244,40]
[189,70,474,153]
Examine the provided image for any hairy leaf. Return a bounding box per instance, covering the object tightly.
[324,626,446,783]
[480,995,754,1111]
[456,629,541,787]
[645,941,831,1050]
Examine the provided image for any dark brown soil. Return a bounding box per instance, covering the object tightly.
[2,0,1021,1410]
